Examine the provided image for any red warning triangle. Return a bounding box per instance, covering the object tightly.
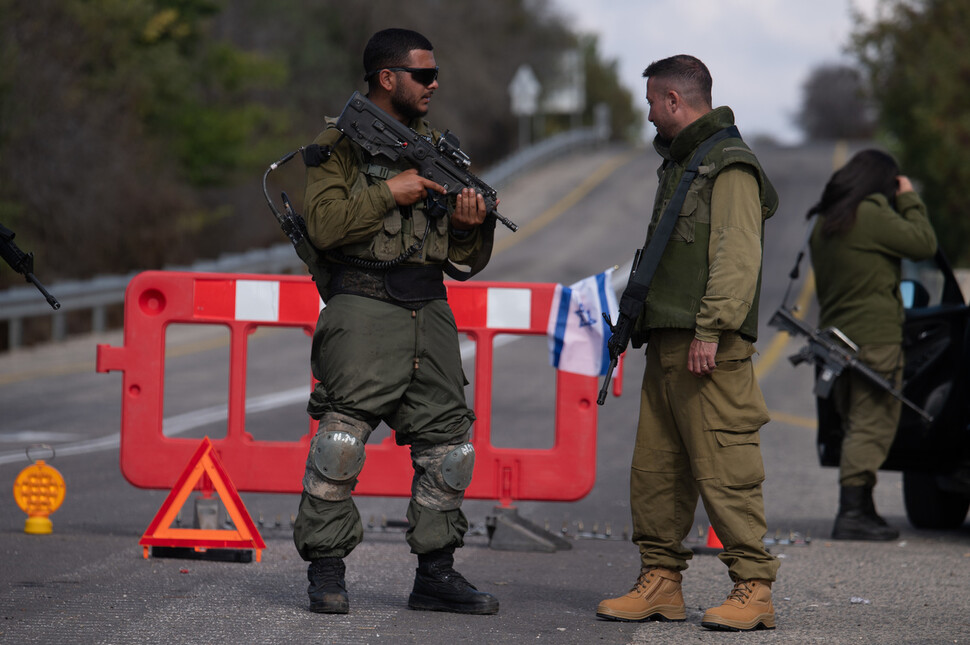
[139,436,266,561]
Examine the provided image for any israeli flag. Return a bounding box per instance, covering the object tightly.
[547,268,619,376]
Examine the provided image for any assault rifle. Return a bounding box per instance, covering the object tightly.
[769,306,933,423]
[0,223,60,310]
[334,91,517,232]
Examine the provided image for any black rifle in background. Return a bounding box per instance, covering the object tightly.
[0,223,60,310]
[769,305,933,424]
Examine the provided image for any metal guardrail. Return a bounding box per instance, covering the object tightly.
[483,127,605,189]
[0,127,607,351]
[0,246,305,349]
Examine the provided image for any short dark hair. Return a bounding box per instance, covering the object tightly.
[643,55,712,109]
[807,149,900,237]
[363,28,433,83]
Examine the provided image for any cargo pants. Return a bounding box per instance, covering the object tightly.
[630,329,779,582]
[832,343,904,488]
[293,294,475,561]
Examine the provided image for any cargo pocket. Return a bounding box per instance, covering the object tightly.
[714,430,765,487]
[372,210,403,260]
[672,191,696,243]
[699,351,770,432]
[423,209,450,261]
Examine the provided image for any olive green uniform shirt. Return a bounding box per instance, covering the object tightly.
[810,190,936,487]
[695,167,764,342]
[810,191,937,345]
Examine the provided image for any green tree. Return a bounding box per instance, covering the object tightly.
[0,0,288,282]
[581,35,642,142]
[796,64,876,140]
[0,0,639,288]
[851,0,970,264]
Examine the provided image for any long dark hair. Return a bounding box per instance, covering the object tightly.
[807,149,900,237]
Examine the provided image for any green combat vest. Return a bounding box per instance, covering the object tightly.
[320,117,451,266]
[638,106,778,342]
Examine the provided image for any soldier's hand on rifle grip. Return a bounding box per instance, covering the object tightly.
[387,169,446,206]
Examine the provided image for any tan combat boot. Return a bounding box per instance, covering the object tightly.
[701,579,775,631]
[596,567,686,622]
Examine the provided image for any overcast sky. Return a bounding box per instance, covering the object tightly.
[550,0,880,145]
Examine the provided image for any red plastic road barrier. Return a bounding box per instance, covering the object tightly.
[96,271,603,506]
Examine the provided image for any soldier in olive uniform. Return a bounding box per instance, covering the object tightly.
[808,149,937,541]
[596,55,780,631]
[292,28,498,616]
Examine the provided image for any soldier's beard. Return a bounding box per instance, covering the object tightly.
[391,88,428,122]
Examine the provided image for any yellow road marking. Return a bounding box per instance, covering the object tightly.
[768,409,817,429]
[0,360,97,386]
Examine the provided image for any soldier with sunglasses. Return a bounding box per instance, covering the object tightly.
[292,28,498,616]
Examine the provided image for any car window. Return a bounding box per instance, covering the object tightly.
[901,259,946,309]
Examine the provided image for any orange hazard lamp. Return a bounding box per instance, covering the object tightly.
[13,445,66,535]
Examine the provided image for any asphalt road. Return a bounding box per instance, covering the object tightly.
[1,140,968,644]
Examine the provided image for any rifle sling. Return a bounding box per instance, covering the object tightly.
[618,126,741,318]
[443,216,495,281]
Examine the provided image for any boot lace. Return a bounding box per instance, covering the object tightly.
[726,581,753,604]
[631,568,656,593]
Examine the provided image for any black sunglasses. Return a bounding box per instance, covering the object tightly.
[364,66,439,86]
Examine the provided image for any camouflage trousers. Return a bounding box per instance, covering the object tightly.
[630,329,779,582]
[293,294,474,561]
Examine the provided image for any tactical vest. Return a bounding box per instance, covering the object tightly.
[323,116,451,265]
[639,112,778,341]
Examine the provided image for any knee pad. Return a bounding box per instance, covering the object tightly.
[303,412,372,501]
[411,441,475,511]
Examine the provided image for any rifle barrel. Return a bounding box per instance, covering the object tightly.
[25,272,60,310]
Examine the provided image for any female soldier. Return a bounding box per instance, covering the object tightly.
[808,149,937,540]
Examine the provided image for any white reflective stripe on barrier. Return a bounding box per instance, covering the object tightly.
[235,280,281,322]
[228,280,529,327]
[486,287,531,329]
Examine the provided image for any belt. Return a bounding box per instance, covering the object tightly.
[328,263,446,308]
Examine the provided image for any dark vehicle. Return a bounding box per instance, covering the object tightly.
[813,251,970,529]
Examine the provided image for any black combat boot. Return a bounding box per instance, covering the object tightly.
[407,550,499,615]
[831,485,899,541]
[307,557,349,614]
